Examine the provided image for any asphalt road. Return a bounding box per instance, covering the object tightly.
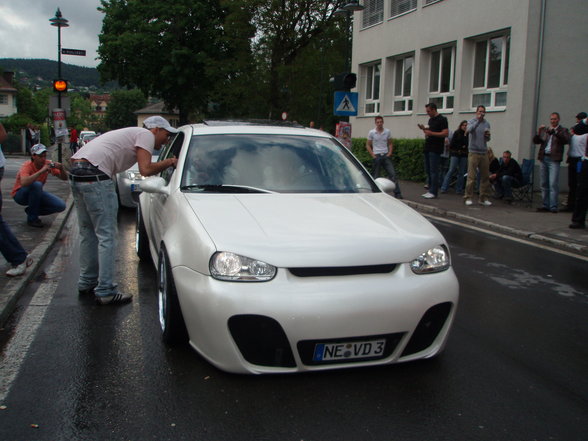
[0,210,586,441]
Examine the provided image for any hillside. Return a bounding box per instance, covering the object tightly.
[0,58,118,92]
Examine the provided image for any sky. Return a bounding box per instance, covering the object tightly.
[0,0,103,68]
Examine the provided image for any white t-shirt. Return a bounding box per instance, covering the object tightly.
[368,128,391,155]
[570,133,587,158]
[71,127,155,177]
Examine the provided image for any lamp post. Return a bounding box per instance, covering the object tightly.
[49,8,69,162]
[334,1,364,123]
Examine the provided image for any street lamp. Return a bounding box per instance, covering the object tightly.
[49,8,69,162]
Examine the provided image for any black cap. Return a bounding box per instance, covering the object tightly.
[576,112,587,119]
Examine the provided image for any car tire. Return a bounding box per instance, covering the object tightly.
[135,205,151,262]
[158,246,189,344]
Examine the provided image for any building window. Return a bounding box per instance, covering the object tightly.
[0,94,8,105]
[472,34,510,109]
[428,46,455,111]
[423,0,443,5]
[390,0,416,18]
[362,0,384,28]
[392,55,413,113]
[364,63,381,115]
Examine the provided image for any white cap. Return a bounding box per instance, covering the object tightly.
[143,116,179,133]
[30,144,48,155]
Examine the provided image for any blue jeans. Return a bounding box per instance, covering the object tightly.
[539,157,560,211]
[424,151,441,196]
[71,178,120,297]
[13,181,66,222]
[494,175,521,199]
[372,155,402,196]
[441,156,467,193]
[0,214,28,266]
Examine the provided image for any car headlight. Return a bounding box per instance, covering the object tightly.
[210,252,276,282]
[410,245,450,274]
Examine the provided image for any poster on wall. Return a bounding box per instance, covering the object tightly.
[336,121,352,149]
[52,108,68,141]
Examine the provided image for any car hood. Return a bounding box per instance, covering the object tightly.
[182,193,445,267]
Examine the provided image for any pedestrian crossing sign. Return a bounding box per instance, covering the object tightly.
[333,92,358,116]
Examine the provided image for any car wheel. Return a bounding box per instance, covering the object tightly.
[158,246,188,344]
[135,206,151,262]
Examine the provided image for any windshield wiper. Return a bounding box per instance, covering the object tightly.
[181,184,275,194]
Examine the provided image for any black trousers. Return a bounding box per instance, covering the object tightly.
[571,160,588,226]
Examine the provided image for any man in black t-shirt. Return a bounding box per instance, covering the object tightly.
[418,103,448,198]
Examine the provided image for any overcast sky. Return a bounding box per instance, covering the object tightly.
[0,0,103,68]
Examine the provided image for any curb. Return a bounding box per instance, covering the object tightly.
[0,195,74,327]
[403,200,588,257]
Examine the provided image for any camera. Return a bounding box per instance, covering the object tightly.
[49,162,57,168]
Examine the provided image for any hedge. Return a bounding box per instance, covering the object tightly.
[350,137,426,181]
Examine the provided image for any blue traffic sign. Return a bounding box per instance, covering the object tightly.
[333,92,358,116]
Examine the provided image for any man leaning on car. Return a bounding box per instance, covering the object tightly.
[69,116,178,305]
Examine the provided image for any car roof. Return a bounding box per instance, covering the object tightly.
[182,121,332,138]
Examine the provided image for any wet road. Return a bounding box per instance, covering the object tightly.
[0,210,587,441]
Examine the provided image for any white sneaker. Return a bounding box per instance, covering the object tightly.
[465,199,473,206]
[422,192,436,199]
[6,255,33,277]
[479,200,492,206]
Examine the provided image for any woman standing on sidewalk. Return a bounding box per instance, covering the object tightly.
[441,121,469,194]
[0,123,33,276]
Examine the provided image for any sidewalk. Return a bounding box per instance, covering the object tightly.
[1,159,587,327]
[1,148,73,326]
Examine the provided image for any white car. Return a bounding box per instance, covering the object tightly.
[137,122,459,374]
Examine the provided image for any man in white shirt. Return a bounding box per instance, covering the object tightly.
[365,116,402,198]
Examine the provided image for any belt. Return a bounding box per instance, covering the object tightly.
[69,174,111,182]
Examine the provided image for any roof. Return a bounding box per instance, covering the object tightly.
[202,119,305,128]
[135,101,179,115]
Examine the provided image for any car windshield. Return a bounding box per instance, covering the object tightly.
[180,134,378,194]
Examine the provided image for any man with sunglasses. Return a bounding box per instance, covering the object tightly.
[69,116,178,306]
[11,143,67,228]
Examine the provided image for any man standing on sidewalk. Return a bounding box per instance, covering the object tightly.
[366,116,403,199]
[464,105,492,206]
[418,103,448,199]
[565,112,588,212]
[69,116,178,306]
[533,112,570,213]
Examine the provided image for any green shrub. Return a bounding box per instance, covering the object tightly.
[350,137,426,181]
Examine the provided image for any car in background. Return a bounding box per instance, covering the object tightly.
[115,152,160,208]
[78,133,99,149]
[136,121,459,374]
[77,130,97,149]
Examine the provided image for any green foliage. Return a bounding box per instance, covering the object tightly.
[350,138,426,181]
[1,133,22,154]
[1,113,32,132]
[104,89,147,130]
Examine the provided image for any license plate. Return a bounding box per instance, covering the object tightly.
[131,183,141,193]
[313,339,386,362]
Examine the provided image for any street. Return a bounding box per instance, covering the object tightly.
[0,209,587,441]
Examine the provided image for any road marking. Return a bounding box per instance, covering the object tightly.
[0,245,67,403]
[428,214,588,263]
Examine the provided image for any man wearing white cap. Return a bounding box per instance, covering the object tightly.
[70,116,178,305]
[11,143,68,228]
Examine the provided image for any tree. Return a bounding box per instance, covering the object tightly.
[98,0,227,124]
[105,89,147,130]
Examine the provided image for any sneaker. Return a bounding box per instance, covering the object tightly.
[27,219,44,228]
[465,199,473,206]
[6,255,33,277]
[479,200,492,206]
[95,292,133,305]
[536,207,550,212]
[569,223,586,229]
[422,192,436,199]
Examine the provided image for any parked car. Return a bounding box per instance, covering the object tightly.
[136,121,459,374]
[78,133,99,149]
[115,152,160,208]
[77,130,96,149]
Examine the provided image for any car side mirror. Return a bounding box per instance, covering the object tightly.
[140,177,170,195]
[374,177,396,196]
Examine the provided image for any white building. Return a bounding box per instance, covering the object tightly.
[350,0,588,162]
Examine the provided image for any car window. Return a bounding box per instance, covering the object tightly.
[160,133,184,183]
[180,134,378,193]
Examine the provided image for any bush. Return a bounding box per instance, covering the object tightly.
[2,133,23,153]
[350,137,426,181]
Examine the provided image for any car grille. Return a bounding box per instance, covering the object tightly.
[289,264,397,277]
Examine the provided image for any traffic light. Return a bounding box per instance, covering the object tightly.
[330,73,357,91]
[53,79,68,93]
